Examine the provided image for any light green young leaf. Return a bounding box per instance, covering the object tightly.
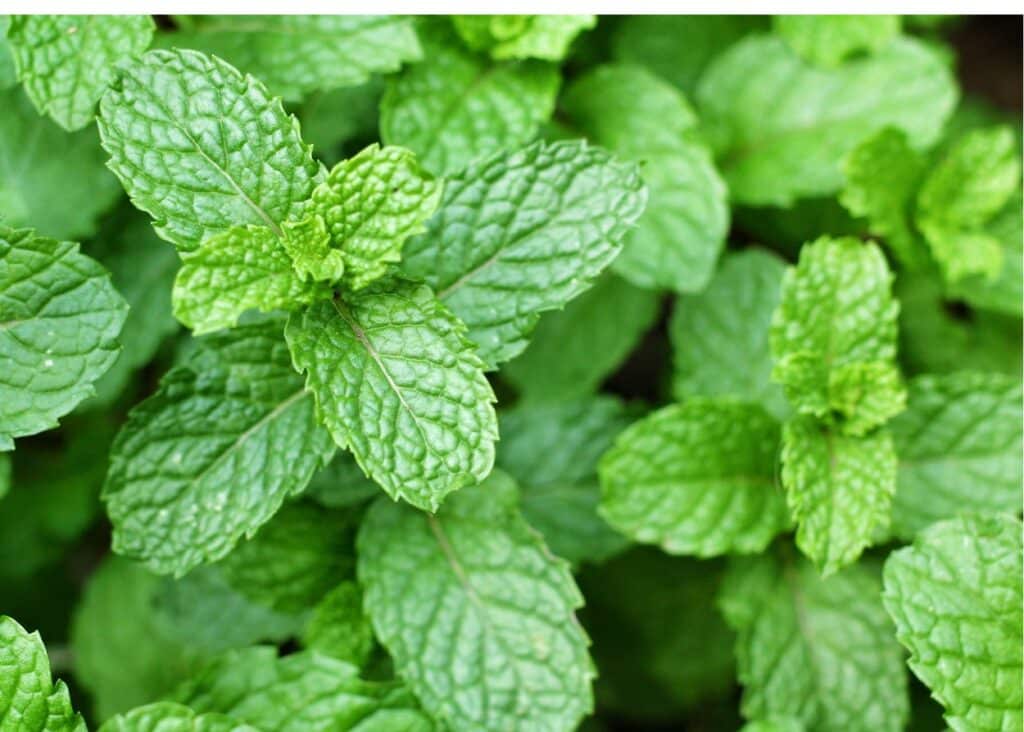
[883,514,1022,732]
[451,15,595,60]
[402,140,647,368]
[502,273,659,403]
[380,21,559,176]
[0,86,121,240]
[562,64,728,293]
[284,281,497,512]
[160,16,420,101]
[98,702,258,732]
[98,48,321,252]
[671,249,788,419]
[773,15,901,68]
[498,397,633,565]
[740,718,806,732]
[840,128,930,270]
[599,400,788,557]
[358,471,594,732]
[175,647,430,732]
[720,552,908,731]
[302,581,375,668]
[280,215,345,283]
[0,616,85,732]
[890,372,1022,539]
[946,189,1022,316]
[103,319,335,576]
[770,237,905,435]
[781,418,897,575]
[697,35,957,206]
[0,227,128,449]
[307,144,442,289]
[172,224,324,335]
[7,15,153,130]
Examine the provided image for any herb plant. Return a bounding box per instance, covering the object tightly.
[0,13,1021,732]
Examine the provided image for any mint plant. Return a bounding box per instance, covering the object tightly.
[1,13,1021,732]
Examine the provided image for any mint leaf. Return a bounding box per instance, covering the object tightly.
[781,418,897,575]
[671,249,788,419]
[301,581,375,668]
[599,400,788,557]
[770,237,905,436]
[159,15,420,101]
[280,215,345,283]
[402,140,647,367]
[103,319,334,575]
[7,15,153,130]
[98,48,321,252]
[720,552,908,731]
[502,273,659,403]
[451,15,594,60]
[380,21,559,176]
[97,702,257,732]
[890,372,1022,538]
[697,35,957,206]
[358,471,594,731]
[284,281,497,512]
[0,18,16,89]
[883,514,1022,732]
[307,144,442,289]
[0,615,85,732]
[740,718,805,732]
[301,451,380,509]
[0,226,128,449]
[773,15,901,68]
[562,64,729,292]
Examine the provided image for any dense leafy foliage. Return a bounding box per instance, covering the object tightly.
[1,14,1021,732]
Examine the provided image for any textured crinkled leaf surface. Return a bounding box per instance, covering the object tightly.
[451,15,595,61]
[285,281,497,512]
[720,553,908,731]
[883,514,1022,732]
[890,372,1022,539]
[103,320,334,575]
[671,249,788,419]
[0,227,128,449]
[358,472,594,732]
[599,401,788,557]
[697,35,957,206]
[7,15,153,130]
[0,616,85,732]
[98,48,321,252]
[402,140,646,367]
[97,702,258,732]
[773,15,901,67]
[380,22,559,176]
[781,418,896,575]
[158,15,420,101]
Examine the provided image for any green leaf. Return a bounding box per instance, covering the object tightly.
[280,215,345,283]
[402,140,647,367]
[562,64,728,293]
[301,451,380,509]
[103,319,334,575]
[451,15,594,60]
[172,224,324,335]
[98,702,257,732]
[175,647,430,731]
[159,15,420,101]
[890,372,1022,539]
[497,397,633,565]
[740,718,806,732]
[502,273,659,404]
[358,471,594,731]
[773,15,901,68]
[697,35,957,206]
[840,128,931,270]
[98,48,321,252]
[0,227,128,449]
[0,453,8,500]
[599,400,788,557]
[216,501,357,614]
[720,552,909,731]
[301,581,376,668]
[0,86,121,240]
[7,15,153,130]
[0,616,85,732]
[781,418,897,575]
[670,249,788,419]
[0,18,16,89]
[883,514,1022,732]
[380,21,559,176]
[307,144,442,289]
[284,281,497,512]
[770,237,905,435]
